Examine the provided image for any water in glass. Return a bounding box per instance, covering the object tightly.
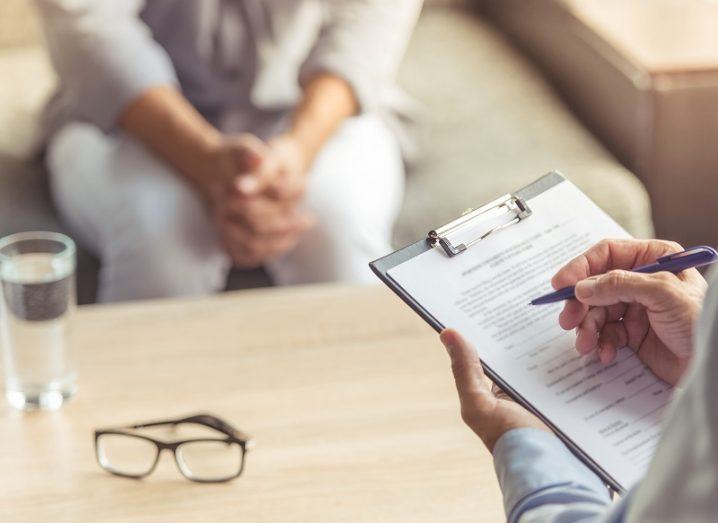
[0,234,77,410]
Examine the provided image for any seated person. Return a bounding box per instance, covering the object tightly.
[35,0,422,302]
[439,238,715,522]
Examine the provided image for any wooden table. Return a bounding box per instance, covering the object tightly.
[1,285,503,522]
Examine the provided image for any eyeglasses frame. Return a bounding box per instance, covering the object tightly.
[94,413,254,483]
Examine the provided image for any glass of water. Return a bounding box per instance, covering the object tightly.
[0,231,77,410]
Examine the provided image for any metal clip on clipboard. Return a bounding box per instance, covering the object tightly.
[428,194,532,257]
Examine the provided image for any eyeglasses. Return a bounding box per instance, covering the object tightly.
[94,413,254,483]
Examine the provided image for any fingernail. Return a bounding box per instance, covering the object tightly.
[575,279,596,299]
[237,176,259,194]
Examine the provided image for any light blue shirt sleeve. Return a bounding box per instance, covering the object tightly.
[493,428,633,523]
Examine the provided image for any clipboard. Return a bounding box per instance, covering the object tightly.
[370,171,625,493]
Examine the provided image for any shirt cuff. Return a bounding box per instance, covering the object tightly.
[493,428,611,523]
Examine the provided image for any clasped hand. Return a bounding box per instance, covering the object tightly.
[441,239,708,452]
[205,134,315,268]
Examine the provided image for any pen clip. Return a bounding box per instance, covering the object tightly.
[657,245,718,265]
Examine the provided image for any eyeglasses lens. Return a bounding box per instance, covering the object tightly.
[96,434,158,477]
[175,440,243,481]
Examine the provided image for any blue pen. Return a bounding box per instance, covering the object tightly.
[530,245,718,306]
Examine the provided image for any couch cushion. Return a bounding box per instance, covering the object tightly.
[0,0,43,50]
[0,155,59,234]
[394,6,653,247]
[0,46,55,159]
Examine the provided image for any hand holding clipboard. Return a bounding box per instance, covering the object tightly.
[371,172,676,493]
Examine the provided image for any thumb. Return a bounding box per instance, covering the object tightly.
[238,143,263,173]
[575,270,678,309]
[268,169,306,201]
[440,329,490,402]
[236,154,282,196]
[230,137,276,195]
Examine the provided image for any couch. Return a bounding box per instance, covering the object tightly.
[0,1,653,304]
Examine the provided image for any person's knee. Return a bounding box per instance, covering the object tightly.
[45,123,120,254]
[301,114,404,246]
[304,172,398,252]
[104,194,227,297]
[273,119,403,284]
[97,159,227,300]
[46,124,229,301]
[47,123,109,181]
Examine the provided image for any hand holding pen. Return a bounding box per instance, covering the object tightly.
[537,239,711,385]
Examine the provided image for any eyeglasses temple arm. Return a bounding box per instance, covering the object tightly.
[127,418,181,430]
[173,413,253,443]
[113,413,253,445]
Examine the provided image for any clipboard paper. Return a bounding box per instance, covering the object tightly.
[370,172,671,493]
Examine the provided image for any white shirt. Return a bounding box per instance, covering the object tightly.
[35,0,422,154]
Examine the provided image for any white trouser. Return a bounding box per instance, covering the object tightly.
[46,115,404,302]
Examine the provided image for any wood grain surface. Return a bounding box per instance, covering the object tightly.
[1,284,504,522]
